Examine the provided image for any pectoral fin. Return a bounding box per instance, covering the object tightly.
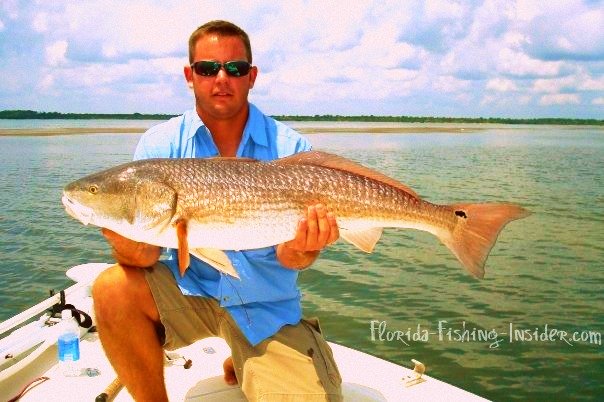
[190,248,240,279]
[339,227,384,253]
[176,219,190,277]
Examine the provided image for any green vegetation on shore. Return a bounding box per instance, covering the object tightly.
[272,114,604,125]
[1,109,602,125]
[0,110,176,120]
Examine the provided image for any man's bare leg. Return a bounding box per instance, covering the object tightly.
[92,265,168,401]
[223,356,238,385]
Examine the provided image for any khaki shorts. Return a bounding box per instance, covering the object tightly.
[145,263,343,402]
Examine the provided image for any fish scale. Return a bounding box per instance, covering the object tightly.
[62,151,530,278]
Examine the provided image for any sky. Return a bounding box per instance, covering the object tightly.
[0,0,603,118]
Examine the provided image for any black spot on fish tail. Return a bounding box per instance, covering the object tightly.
[455,210,468,219]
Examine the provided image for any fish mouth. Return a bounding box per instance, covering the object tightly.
[62,193,93,226]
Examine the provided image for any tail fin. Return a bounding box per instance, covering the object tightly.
[440,203,530,278]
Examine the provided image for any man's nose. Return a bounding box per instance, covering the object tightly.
[215,67,230,82]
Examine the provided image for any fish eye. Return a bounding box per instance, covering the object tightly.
[88,185,99,194]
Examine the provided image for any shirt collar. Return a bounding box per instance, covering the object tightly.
[186,103,269,148]
[186,109,206,141]
[243,103,268,148]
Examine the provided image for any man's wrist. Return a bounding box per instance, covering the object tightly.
[276,243,320,270]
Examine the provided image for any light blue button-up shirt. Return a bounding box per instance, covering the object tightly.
[133,103,312,345]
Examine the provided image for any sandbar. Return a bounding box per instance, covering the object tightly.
[0,125,489,137]
[0,127,147,136]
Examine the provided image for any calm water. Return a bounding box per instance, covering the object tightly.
[0,122,602,401]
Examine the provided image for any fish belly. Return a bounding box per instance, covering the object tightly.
[184,210,301,251]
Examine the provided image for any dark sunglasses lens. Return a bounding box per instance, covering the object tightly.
[224,61,251,77]
[193,61,221,76]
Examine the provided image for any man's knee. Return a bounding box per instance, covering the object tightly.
[92,264,159,323]
[93,265,134,304]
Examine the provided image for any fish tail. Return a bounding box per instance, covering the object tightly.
[439,203,530,278]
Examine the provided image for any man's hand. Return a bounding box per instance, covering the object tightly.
[101,228,161,268]
[276,204,339,270]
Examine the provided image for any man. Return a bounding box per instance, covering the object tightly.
[92,20,343,401]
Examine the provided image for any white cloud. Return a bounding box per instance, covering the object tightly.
[1,0,602,118]
[502,31,529,49]
[576,74,604,92]
[54,1,198,60]
[518,95,532,105]
[539,93,580,105]
[439,45,491,80]
[532,76,576,94]
[66,59,164,87]
[102,44,118,59]
[480,95,497,106]
[592,97,604,105]
[532,72,604,94]
[433,76,471,93]
[1,0,19,20]
[299,1,370,52]
[149,57,188,75]
[454,93,473,104]
[425,0,466,21]
[32,12,48,32]
[486,78,518,92]
[497,48,563,77]
[384,68,419,82]
[507,0,543,22]
[38,74,54,91]
[522,3,604,61]
[45,40,68,66]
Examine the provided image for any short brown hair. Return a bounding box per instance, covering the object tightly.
[188,20,252,64]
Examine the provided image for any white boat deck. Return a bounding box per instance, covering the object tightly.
[5,334,490,401]
[1,264,490,401]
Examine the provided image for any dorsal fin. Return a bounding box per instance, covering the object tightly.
[275,151,419,198]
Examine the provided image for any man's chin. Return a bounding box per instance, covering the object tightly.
[197,102,249,121]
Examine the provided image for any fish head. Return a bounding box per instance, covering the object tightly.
[62,163,140,228]
[62,161,177,239]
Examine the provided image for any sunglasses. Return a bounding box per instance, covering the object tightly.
[190,60,252,77]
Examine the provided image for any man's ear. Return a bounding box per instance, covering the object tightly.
[249,65,258,89]
[184,65,194,88]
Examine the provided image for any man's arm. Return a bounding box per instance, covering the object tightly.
[276,204,339,270]
[101,228,162,268]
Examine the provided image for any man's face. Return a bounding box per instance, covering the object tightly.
[184,34,257,123]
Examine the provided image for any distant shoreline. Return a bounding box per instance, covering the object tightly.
[0,127,147,136]
[1,110,603,126]
[2,124,603,137]
[0,126,482,137]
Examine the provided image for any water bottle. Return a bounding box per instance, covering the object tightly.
[57,309,81,376]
